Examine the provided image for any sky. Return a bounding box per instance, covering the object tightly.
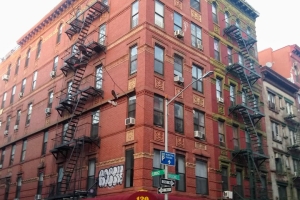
[0,0,300,59]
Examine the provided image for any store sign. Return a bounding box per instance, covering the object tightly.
[98,165,123,188]
[128,191,158,200]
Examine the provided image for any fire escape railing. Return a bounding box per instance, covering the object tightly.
[224,16,269,200]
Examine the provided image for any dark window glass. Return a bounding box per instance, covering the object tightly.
[154,45,164,75]
[26,103,33,125]
[15,57,20,75]
[10,144,16,165]
[131,1,139,28]
[21,139,27,161]
[15,176,22,198]
[25,49,31,67]
[174,12,182,31]
[194,110,205,139]
[41,131,48,155]
[174,102,184,133]
[36,40,42,59]
[212,2,218,23]
[152,149,163,187]
[125,149,134,188]
[196,159,208,194]
[222,167,228,191]
[128,95,136,118]
[91,110,100,138]
[37,172,43,195]
[176,154,186,191]
[190,0,200,11]
[174,55,183,77]
[192,64,203,92]
[154,95,164,127]
[57,24,63,44]
[10,86,16,104]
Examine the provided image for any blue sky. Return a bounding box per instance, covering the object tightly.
[0,0,299,59]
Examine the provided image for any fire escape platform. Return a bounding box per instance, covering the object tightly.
[229,104,264,119]
[224,25,257,49]
[65,18,84,39]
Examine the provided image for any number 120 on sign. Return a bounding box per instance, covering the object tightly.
[136,196,150,200]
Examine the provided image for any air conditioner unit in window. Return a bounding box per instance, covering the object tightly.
[4,130,8,136]
[19,92,23,98]
[196,41,203,50]
[174,30,184,38]
[14,125,19,131]
[194,131,204,139]
[223,191,233,199]
[50,71,56,78]
[174,75,184,84]
[45,108,51,115]
[217,97,224,103]
[35,194,42,200]
[125,117,135,126]
[2,74,9,81]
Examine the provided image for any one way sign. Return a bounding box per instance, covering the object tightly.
[161,178,175,186]
[158,187,172,194]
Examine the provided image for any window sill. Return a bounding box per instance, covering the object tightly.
[128,73,137,79]
[273,138,282,144]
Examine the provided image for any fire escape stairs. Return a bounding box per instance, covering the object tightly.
[224,24,269,200]
[50,1,108,198]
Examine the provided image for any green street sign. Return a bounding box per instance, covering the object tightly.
[151,169,165,177]
[168,173,180,180]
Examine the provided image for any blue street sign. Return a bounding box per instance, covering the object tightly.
[160,151,175,166]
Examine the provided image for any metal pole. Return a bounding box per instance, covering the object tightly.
[164,98,169,200]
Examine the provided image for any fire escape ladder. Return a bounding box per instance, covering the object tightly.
[60,140,83,194]
[225,23,268,200]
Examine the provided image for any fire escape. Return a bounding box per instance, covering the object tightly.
[48,1,108,199]
[224,17,269,200]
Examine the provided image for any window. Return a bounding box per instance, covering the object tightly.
[37,172,43,195]
[154,45,164,75]
[48,91,54,108]
[1,92,7,109]
[21,139,27,162]
[15,176,22,199]
[26,103,33,125]
[5,115,11,132]
[99,24,106,45]
[32,71,38,90]
[268,92,275,109]
[229,84,236,106]
[233,126,239,150]
[102,0,108,5]
[235,170,243,197]
[286,102,293,115]
[242,91,246,105]
[227,47,233,65]
[153,149,163,187]
[57,166,64,195]
[176,154,186,191]
[95,66,103,89]
[21,78,26,94]
[25,49,31,67]
[196,159,208,194]
[1,148,5,167]
[294,159,300,173]
[235,18,240,28]
[212,2,218,23]
[128,95,136,118]
[57,24,63,44]
[218,121,225,146]
[238,53,243,65]
[71,44,78,55]
[87,159,96,190]
[125,149,134,188]
[275,153,283,173]
[91,110,100,138]
[10,86,16,104]
[4,178,10,200]
[221,167,228,191]
[15,110,21,126]
[174,102,184,133]
[216,77,222,98]
[15,57,20,75]
[174,55,183,77]
[10,144,16,165]
[278,185,287,200]
[214,39,220,61]
[36,40,42,59]
[290,130,297,146]
[174,12,182,31]
[131,1,139,28]
[41,131,48,155]
[246,26,251,37]
[154,95,164,127]
[271,121,279,140]
[192,65,203,92]
[53,56,59,71]
[155,1,164,28]
[225,11,230,27]
[62,123,69,144]
[245,132,251,148]
[7,64,11,76]
[190,0,200,11]
[130,45,138,74]
[191,23,202,48]
[194,110,205,139]
[67,81,73,102]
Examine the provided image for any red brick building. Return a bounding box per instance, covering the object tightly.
[0,0,267,200]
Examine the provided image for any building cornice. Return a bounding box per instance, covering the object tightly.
[261,66,299,96]
[227,0,259,20]
[17,0,77,46]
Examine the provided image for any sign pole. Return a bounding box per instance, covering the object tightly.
[164,98,168,200]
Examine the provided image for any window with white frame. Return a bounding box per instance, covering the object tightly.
[174,54,183,77]
[271,121,279,140]
[36,40,42,59]
[191,23,202,48]
[155,1,164,28]
[229,84,236,106]
[131,1,139,28]
[99,24,106,45]
[21,78,26,94]
[193,110,205,139]
[214,39,220,61]
[268,92,275,109]
[21,139,27,162]
[95,66,103,89]
[32,71,38,90]
[174,12,182,32]
[238,53,243,65]
[227,47,233,65]
[218,121,225,146]
[216,77,222,99]
[10,144,16,165]
[53,56,59,72]
[130,45,138,75]
[5,116,11,132]
[212,2,218,23]
[154,45,164,75]
[26,103,33,125]
[15,110,21,126]
[57,24,63,44]
[275,153,283,173]
[286,101,293,115]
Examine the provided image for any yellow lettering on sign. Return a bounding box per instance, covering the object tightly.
[136,196,150,200]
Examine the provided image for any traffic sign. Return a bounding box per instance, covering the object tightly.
[151,169,165,177]
[168,173,180,180]
[160,151,175,166]
[161,178,175,186]
[158,187,172,194]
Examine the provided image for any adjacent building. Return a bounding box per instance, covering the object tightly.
[0,0,267,200]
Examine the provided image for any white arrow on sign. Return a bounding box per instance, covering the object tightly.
[161,178,175,186]
[158,187,172,194]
